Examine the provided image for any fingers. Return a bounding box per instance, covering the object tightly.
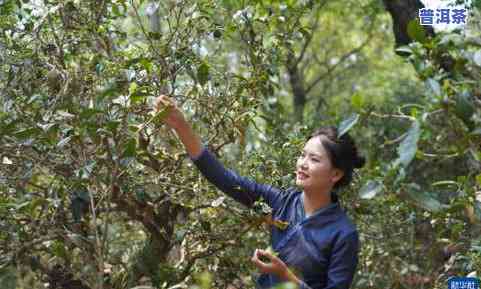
[252,248,289,280]
[256,249,278,262]
[251,249,269,271]
[251,249,280,269]
[154,95,174,111]
[159,94,173,105]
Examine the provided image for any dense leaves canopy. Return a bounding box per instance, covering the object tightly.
[0,0,480,288]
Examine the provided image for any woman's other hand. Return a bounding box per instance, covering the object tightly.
[251,249,300,284]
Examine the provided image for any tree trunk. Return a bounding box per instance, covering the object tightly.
[382,0,435,49]
[287,51,307,123]
[111,185,183,286]
[146,2,161,33]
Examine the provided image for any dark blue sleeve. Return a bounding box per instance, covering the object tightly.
[298,280,313,289]
[324,231,360,289]
[191,146,283,209]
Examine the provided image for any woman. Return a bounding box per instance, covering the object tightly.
[153,95,365,289]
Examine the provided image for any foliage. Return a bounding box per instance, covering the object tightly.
[0,0,480,288]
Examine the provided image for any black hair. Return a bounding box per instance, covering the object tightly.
[308,126,365,202]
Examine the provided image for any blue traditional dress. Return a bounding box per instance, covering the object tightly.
[191,146,359,289]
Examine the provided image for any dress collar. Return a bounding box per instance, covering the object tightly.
[300,192,342,225]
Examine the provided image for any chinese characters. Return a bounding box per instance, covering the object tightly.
[419,8,468,26]
[448,277,480,289]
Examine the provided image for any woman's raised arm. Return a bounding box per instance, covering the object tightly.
[152,95,283,209]
[153,95,203,159]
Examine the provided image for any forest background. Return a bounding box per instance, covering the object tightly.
[0,0,480,288]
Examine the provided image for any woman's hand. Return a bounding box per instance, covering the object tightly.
[152,95,204,159]
[152,95,187,130]
[251,249,301,284]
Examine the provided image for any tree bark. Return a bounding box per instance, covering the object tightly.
[382,0,459,79]
[146,2,161,33]
[111,184,183,286]
[382,0,435,49]
[287,50,307,123]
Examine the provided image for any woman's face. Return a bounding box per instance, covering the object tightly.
[295,135,344,192]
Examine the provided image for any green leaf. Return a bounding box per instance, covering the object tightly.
[129,82,138,95]
[122,138,136,158]
[474,201,481,222]
[395,46,413,55]
[471,127,481,135]
[135,189,149,202]
[75,189,90,203]
[338,113,359,137]
[359,180,383,199]
[130,91,148,105]
[112,3,122,16]
[407,20,426,43]
[351,93,365,110]
[0,203,17,211]
[139,58,153,72]
[473,50,481,67]
[15,201,31,211]
[439,33,463,46]
[431,180,459,187]
[200,220,211,232]
[395,120,421,168]
[148,31,162,40]
[195,271,212,289]
[99,81,120,99]
[426,78,441,97]
[37,122,56,133]
[105,120,121,132]
[79,108,101,120]
[51,241,68,259]
[476,174,481,186]
[14,127,40,139]
[404,183,446,212]
[175,229,187,242]
[57,136,73,148]
[95,63,104,75]
[298,27,311,40]
[454,90,475,130]
[197,62,210,86]
[79,161,96,179]
[0,266,16,289]
[28,198,48,217]
[57,110,76,119]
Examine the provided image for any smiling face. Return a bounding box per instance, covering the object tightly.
[295,135,344,194]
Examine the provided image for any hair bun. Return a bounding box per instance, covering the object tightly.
[353,155,366,169]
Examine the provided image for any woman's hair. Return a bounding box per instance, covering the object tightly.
[308,126,365,201]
